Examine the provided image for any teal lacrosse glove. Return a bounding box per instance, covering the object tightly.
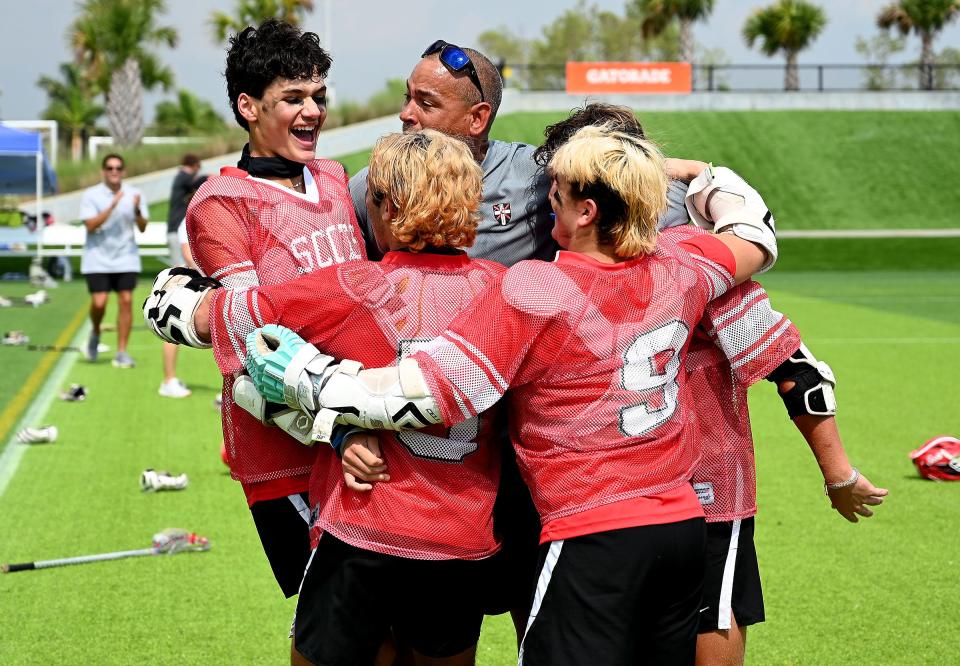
[244,325,337,412]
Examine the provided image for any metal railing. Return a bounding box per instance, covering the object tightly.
[501,63,960,92]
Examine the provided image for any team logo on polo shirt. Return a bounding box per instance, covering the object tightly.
[492,202,512,225]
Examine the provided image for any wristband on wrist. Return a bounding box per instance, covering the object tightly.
[825,467,859,494]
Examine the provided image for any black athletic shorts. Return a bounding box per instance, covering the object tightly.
[519,518,706,666]
[84,271,137,293]
[249,492,313,598]
[293,533,486,663]
[699,517,765,633]
[483,434,541,616]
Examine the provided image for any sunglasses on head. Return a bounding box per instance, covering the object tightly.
[421,40,485,103]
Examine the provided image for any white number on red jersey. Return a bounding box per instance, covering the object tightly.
[619,320,689,437]
[289,224,363,272]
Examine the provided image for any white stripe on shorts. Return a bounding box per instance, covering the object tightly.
[288,493,311,524]
[717,518,742,630]
[518,540,564,666]
[291,545,319,638]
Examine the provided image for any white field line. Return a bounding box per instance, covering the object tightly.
[806,337,960,344]
[0,322,90,499]
[779,229,960,239]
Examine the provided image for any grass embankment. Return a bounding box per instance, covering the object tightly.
[492,110,960,231]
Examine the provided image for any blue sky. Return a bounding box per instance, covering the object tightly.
[1,0,957,122]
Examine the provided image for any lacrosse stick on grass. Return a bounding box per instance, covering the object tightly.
[1,528,210,573]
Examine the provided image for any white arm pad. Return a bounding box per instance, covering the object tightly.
[685,165,779,273]
[310,358,443,443]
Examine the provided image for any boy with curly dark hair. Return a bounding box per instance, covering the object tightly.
[184,18,365,598]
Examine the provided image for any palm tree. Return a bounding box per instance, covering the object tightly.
[154,90,225,136]
[70,0,178,147]
[210,0,314,43]
[743,0,827,91]
[36,63,105,161]
[878,0,960,90]
[629,0,715,63]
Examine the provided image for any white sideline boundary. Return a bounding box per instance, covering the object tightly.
[778,229,960,239]
[0,321,91,500]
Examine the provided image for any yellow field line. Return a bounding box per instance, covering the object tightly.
[0,302,88,443]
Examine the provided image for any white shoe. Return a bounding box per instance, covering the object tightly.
[17,425,58,444]
[112,351,135,369]
[159,378,191,398]
[0,295,11,307]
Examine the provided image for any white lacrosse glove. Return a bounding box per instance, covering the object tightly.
[308,359,444,443]
[143,267,220,348]
[232,375,315,445]
[245,325,442,444]
[244,324,340,411]
[685,165,778,272]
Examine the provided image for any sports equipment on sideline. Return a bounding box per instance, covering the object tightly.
[909,436,960,481]
[140,469,189,492]
[2,529,210,573]
[685,165,778,272]
[16,425,57,444]
[59,384,87,401]
[143,267,220,348]
[2,331,29,345]
[766,343,837,418]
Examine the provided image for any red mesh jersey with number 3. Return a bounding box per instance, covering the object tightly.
[414,235,736,534]
[188,160,366,488]
[210,252,507,560]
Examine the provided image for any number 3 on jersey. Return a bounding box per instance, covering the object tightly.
[619,320,689,437]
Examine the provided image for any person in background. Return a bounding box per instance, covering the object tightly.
[79,153,148,368]
[160,156,207,398]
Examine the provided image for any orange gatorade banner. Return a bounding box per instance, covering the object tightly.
[565,62,692,94]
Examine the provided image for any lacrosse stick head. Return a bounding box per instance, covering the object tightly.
[152,528,211,554]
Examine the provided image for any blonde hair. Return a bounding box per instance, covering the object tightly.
[548,124,668,257]
[367,130,482,252]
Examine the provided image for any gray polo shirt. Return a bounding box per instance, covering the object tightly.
[349,139,690,266]
[350,140,555,267]
[78,182,149,274]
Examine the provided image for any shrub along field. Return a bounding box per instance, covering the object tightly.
[0,110,957,664]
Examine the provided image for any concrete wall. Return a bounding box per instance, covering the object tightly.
[499,89,960,113]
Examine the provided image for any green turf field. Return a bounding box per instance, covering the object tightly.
[0,111,958,663]
[0,267,956,664]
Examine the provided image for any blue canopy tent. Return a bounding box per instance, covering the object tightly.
[0,124,58,256]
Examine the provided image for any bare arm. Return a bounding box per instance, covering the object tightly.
[784,392,889,523]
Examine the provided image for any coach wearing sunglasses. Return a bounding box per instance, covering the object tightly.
[79,153,149,368]
[349,40,555,268]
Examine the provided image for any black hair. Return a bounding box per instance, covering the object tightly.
[101,153,124,169]
[533,103,646,168]
[225,18,332,130]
